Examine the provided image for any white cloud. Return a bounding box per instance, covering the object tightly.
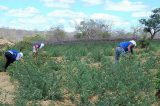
[57,19,66,24]
[9,15,50,30]
[0,18,10,28]
[105,0,148,12]
[41,0,75,8]
[82,0,103,6]
[7,9,131,31]
[90,13,130,27]
[48,10,86,19]
[91,13,120,21]
[7,9,86,31]
[48,10,86,31]
[64,27,75,32]
[0,5,9,11]
[8,7,39,17]
[18,16,48,24]
[132,11,151,18]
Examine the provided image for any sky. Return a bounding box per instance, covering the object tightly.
[0,0,159,32]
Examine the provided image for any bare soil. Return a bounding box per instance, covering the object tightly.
[0,72,15,105]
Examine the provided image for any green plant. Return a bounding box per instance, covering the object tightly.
[138,35,150,48]
[5,41,159,105]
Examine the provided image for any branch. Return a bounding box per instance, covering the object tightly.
[155,29,160,33]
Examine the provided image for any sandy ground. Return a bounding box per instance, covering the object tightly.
[0,39,13,46]
[0,72,15,105]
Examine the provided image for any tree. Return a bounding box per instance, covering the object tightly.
[131,25,141,39]
[75,19,111,39]
[47,26,66,42]
[139,8,160,39]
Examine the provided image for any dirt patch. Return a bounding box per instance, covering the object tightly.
[150,69,158,76]
[51,56,65,63]
[81,56,92,63]
[0,72,15,105]
[54,99,75,106]
[135,48,144,54]
[154,50,160,56]
[88,63,102,69]
[28,99,75,106]
[89,95,99,103]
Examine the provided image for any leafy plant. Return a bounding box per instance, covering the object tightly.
[5,41,158,105]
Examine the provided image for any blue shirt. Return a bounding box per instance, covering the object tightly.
[118,41,132,52]
[7,50,20,60]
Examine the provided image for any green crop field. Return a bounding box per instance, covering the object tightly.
[1,40,160,105]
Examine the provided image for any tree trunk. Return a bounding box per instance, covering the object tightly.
[150,33,155,40]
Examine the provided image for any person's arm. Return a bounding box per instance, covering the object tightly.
[128,44,134,54]
[35,45,39,52]
[16,55,22,60]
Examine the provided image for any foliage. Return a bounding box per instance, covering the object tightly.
[138,35,150,48]
[47,26,66,42]
[75,19,111,39]
[139,8,160,39]
[23,34,46,43]
[9,54,64,101]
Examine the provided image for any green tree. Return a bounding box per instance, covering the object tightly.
[139,8,160,39]
[75,19,111,39]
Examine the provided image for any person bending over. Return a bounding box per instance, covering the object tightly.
[4,49,23,71]
[115,40,136,63]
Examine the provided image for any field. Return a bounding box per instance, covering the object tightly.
[0,40,160,105]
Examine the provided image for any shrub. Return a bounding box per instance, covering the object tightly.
[138,35,150,48]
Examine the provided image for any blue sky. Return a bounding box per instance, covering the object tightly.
[0,0,159,32]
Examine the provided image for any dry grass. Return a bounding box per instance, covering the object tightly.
[0,39,14,46]
[88,63,102,69]
[89,95,99,104]
[27,99,75,106]
[51,56,65,63]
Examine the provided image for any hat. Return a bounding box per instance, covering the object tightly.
[19,52,23,58]
[130,40,136,46]
[40,43,45,49]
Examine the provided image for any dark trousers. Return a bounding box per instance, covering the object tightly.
[4,52,15,71]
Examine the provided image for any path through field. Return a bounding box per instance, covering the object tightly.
[0,72,15,105]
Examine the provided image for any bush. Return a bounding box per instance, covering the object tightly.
[138,35,150,48]
[23,34,46,44]
[9,54,64,102]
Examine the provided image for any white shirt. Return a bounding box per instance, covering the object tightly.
[16,53,22,60]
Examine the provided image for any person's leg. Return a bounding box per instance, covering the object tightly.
[120,48,126,57]
[4,52,14,72]
[4,59,12,71]
[33,46,38,57]
[115,47,126,63]
[115,47,121,63]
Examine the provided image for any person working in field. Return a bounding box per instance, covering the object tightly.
[32,43,45,57]
[115,40,136,63]
[4,49,23,71]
